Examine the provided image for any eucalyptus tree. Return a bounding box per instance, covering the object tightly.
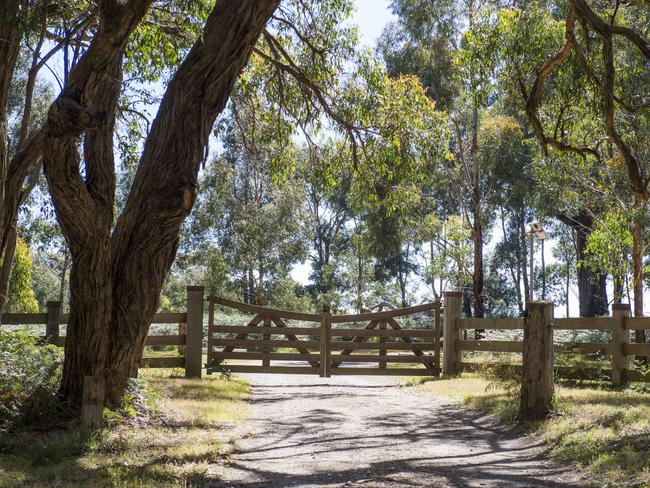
[473,2,649,323]
[418,213,473,300]
[297,144,353,302]
[379,0,510,319]
[0,0,92,311]
[478,112,536,314]
[24,0,282,406]
[196,104,308,306]
[584,209,633,305]
[338,62,450,308]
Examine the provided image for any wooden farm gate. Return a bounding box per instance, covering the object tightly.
[207,296,441,377]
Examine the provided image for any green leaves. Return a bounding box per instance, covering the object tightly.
[124,0,212,83]
[0,330,62,431]
[584,209,633,279]
[6,238,39,313]
[340,61,450,215]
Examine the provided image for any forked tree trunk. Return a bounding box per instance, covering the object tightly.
[46,0,280,406]
[102,0,281,405]
[51,61,121,399]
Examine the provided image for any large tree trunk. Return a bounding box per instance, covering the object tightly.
[558,212,608,317]
[0,0,23,312]
[105,0,280,405]
[43,0,160,404]
[0,220,17,310]
[49,58,122,400]
[48,0,280,405]
[0,0,21,217]
[58,251,69,305]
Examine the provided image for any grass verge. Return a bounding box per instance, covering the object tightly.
[409,374,650,487]
[0,370,250,487]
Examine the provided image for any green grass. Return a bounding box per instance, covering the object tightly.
[410,374,650,487]
[0,371,250,487]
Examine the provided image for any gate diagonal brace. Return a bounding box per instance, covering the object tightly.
[211,313,263,367]
[386,317,435,371]
[330,319,379,368]
[271,317,320,368]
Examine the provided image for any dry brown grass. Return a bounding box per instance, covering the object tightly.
[0,371,249,487]
[410,374,650,487]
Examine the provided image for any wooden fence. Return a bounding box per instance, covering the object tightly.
[4,286,649,388]
[0,286,205,378]
[442,293,650,386]
[207,295,440,376]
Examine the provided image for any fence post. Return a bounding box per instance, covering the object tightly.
[81,375,104,434]
[185,286,205,378]
[611,303,630,387]
[46,301,61,345]
[319,306,331,378]
[521,301,554,420]
[433,300,442,376]
[443,291,463,376]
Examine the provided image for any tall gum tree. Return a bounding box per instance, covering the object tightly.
[43,0,281,405]
[379,0,500,321]
[466,2,647,324]
[0,1,91,311]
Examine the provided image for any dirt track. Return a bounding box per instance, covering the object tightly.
[216,374,588,488]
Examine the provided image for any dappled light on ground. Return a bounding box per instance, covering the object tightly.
[215,374,585,487]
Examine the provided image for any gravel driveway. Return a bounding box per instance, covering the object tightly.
[216,373,587,488]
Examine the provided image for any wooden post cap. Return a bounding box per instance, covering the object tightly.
[612,303,631,311]
[443,291,463,298]
[187,285,205,292]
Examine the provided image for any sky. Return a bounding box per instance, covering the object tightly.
[353,0,395,45]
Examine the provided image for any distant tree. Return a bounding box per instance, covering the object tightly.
[475,2,649,325]
[6,237,38,313]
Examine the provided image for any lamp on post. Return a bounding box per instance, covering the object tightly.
[528,221,547,301]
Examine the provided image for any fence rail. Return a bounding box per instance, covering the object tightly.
[0,288,203,378]
[443,296,650,386]
[4,287,649,387]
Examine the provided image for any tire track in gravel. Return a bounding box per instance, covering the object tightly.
[215,373,589,488]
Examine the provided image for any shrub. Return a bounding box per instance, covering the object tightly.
[0,330,62,431]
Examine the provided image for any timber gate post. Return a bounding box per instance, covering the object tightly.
[521,301,554,420]
[443,291,463,376]
[433,300,442,375]
[81,375,105,434]
[611,303,630,387]
[319,304,331,378]
[46,300,61,345]
[185,286,205,378]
